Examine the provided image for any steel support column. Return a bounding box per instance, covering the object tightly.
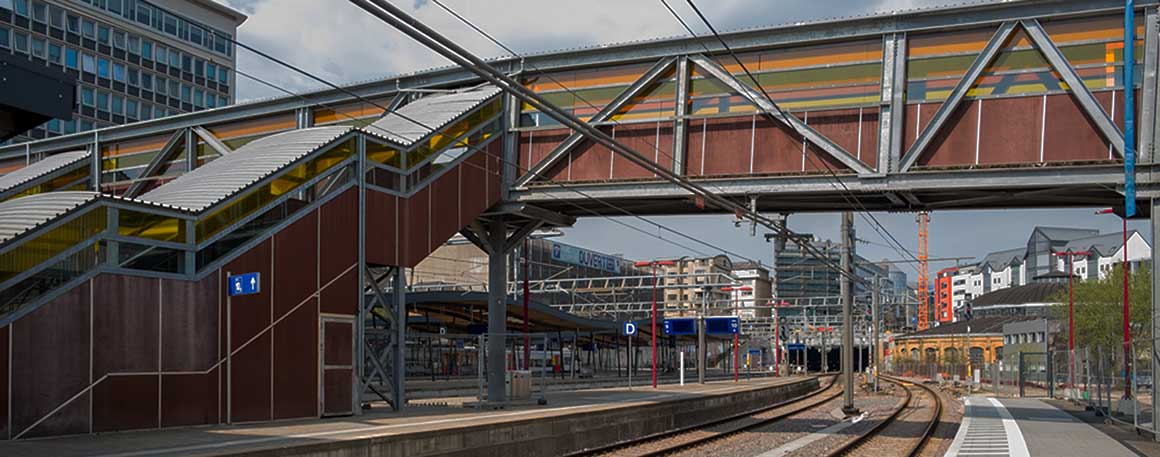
[672,57,691,174]
[393,268,406,410]
[355,135,367,415]
[184,129,197,172]
[1152,198,1160,440]
[872,275,881,392]
[89,132,100,192]
[486,218,509,402]
[502,93,519,200]
[296,106,314,129]
[841,211,858,414]
[878,33,907,174]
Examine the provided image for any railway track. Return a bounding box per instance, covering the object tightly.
[824,375,944,457]
[569,375,841,457]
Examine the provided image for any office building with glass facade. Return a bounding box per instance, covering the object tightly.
[0,0,245,143]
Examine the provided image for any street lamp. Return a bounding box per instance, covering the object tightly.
[1053,249,1091,391]
[1097,208,1133,399]
[634,259,675,389]
[721,285,753,382]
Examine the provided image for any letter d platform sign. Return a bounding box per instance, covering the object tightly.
[623,321,637,336]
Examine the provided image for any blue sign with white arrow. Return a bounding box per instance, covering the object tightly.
[228,272,260,296]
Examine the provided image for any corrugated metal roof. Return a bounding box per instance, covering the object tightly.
[981,247,1025,271]
[971,282,1065,307]
[0,151,89,195]
[0,191,100,244]
[1063,231,1137,257]
[141,126,353,212]
[1033,226,1099,242]
[365,86,502,146]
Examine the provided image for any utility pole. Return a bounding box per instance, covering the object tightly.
[872,274,881,392]
[841,211,859,414]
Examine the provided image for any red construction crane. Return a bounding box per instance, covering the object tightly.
[916,212,930,331]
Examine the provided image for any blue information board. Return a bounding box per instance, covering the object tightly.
[787,343,806,351]
[704,317,740,335]
[227,272,260,296]
[663,318,697,335]
[623,321,637,336]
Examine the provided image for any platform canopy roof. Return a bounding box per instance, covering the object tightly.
[0,151,88,195]
[367,86,501,146]
[140,125,354,212]
[0,191,99,243]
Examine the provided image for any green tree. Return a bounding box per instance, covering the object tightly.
[1049,264,1151,351]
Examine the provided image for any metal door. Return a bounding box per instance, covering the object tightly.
[320,316,355,416]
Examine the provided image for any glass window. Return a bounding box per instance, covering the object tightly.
[66,14,78,33]
[107,0,121,15]
[206,62,216,80]
[47,42,60,64]
[140,104,151,120]
[193,88,203,107]
[218,67,228,84]
[125,99,137,118]
[180,54,190,73]
[97,57,109,78]
[48,4,62,28]
[111,95,123,115]
[163,13,177,35]
[193,58,203,77]
[81,53,95,73]
[97,24,109,44]
[80,119,93,131]
[81,87,95,107]
[189,25,203,46]
[112,63,125,82]
[177,18,188,40]
[46,119,58,133]
[135,3,150,25]
[155,45,166,64]
[168,49,179,68]
[0,27,8,49]
[13,0,27,17]
[63,119,75,134]
[82,19,95,39]
[112,30,125,49]
[140,40,152,60]
[127,35,138,54]
[141,72,152,90]
[0,0,11,11]
[30,37,44,58]
[180,84,191,103]
[206,95,216,108]
[219,95,228,107]
[30,0,44,22]
[96,91,109,111]
[64,47,77,68]
[128,68,138,86]
[155,77,166,95]
[167,79,177,97]
[213,33,227,54]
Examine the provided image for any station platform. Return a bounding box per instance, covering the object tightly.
[946,396,1138,457]
[0,375,818,457]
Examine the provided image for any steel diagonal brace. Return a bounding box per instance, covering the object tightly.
[1022,19,1126,158]
[513,56,678,187]
[123,128,189,198]
[192,126,234,156]
[687,54,874,175]
[899,22,1017,172]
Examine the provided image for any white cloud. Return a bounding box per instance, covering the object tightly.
[218,0,951,100]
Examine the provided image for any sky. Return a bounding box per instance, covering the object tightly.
[214,0,1150,284]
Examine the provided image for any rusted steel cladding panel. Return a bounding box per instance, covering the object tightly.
[567,135,614,181]
[222,239,271,349]
[701,116,761,175]
[92,375,158,433]
[323,321,354,366]
[919,100,979,167]
[610,123,673,179]
[977,96,1043,165]
[319,189,359,284]
[274,210,318,317]
[320,267,358,316]
[428,166,462,254]
[459,152,491,232]
[402,186,430,267]
[365,190,398,267]
[161,368,219,427]
[273,299,318,420]
[752,117,806,174]
[903,102,941,155]
[92,274,159,377]
[11,282,91,438]
[1043,91,1117,163]
[485,140,503,206]
[806,108,879,168]
[518,129,571,180]
[161,274,218,372]
[229,332,271,423]
[323,369,353,416]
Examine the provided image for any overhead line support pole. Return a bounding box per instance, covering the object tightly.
[841,211,858,414]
